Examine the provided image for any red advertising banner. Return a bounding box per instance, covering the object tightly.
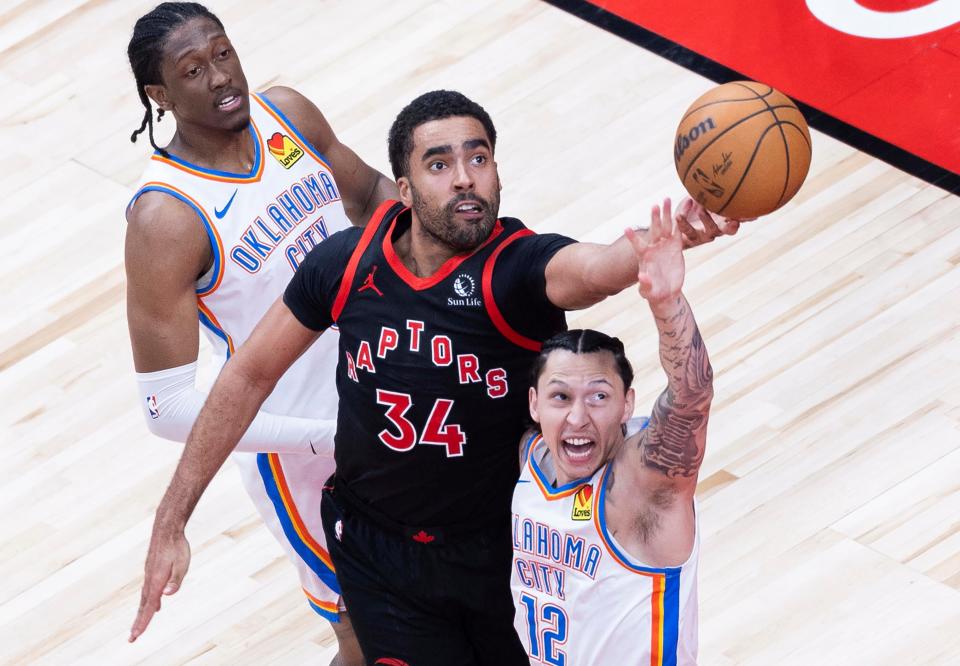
[558,0,960,185]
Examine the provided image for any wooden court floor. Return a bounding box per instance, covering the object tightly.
[1,1,958,663]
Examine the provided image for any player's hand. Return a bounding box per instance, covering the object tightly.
[625,198,684,303]
[676,197,752,248]
[129,518,191,642]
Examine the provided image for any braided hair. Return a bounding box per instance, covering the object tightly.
[531,329,634,392]
[127,2,224,156]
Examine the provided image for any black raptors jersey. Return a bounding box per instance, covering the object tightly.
[284,200,574,527]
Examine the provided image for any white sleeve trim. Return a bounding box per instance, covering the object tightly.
[135,361,334,456]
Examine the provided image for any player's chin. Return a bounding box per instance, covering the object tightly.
[214,100,251,132]
[224,110,251,132]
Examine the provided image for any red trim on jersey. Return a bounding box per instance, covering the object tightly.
[481,228,542,352]
[382,217,505,291]
[331,200,400,322]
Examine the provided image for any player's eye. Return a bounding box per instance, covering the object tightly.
[590,392,608,402]
[217,48,231,59]
[471,154,486,165]
[429,161,447,171]
[551,392,568,401]
[186,66,201,78]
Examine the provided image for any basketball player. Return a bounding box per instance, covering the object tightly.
[131,90,742,663]
[513,200,708,665]
[124,4,397,663]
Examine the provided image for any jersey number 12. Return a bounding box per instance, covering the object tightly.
[519,592,568,665]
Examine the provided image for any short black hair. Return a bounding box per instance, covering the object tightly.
[531,329,634,392]
[387,90,497,179]
[127,2,224,155]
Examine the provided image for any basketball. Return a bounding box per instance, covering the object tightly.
[673,81,811,219]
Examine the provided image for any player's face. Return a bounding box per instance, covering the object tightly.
[530,350,635,485]
[147,17,250,132]
[399,116,501,253]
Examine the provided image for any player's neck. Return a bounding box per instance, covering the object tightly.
[393,215,461,278]
[166,123,255,172]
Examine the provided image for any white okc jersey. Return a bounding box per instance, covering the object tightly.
[511,433,699,666]
[130,93,352,620]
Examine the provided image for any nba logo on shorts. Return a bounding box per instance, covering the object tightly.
[335,519,343,542]
[146,395,159,420]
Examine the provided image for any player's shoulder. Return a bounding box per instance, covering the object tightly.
[259,85,308,113]
[300,226,364,270]
[260,86,329,143]
[126,189,205,242]
[494,217,576,262]
[498,216,529,232]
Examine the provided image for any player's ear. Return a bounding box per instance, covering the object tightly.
[622,388,635,426]
[144,84,172,112]
[397,176,412,207]
[528,386,541,424]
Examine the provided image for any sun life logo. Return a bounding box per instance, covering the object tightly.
[448,273,481,307]
[454,273,475,298]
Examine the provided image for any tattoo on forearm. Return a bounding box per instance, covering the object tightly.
[641,299,713,478]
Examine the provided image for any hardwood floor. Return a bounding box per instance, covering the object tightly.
[1,1,957,663]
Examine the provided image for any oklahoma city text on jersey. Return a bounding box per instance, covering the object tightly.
[228,169,341,274]
[513,512,603,601]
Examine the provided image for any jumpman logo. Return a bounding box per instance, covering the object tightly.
[358,265,383,296]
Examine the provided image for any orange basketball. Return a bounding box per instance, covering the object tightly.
[673,81,811,219]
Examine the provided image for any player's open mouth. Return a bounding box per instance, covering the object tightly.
[217,94,242,111]
[561,437,596,462]
[454,201,484,219]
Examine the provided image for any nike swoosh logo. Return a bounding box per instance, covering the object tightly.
[214,189,238,219]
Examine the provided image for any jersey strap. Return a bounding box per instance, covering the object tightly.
[330,199,405,322]
[481,228,541,351]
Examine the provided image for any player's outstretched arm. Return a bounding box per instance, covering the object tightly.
[129,299,320,642]
[602,200,713,567]
[126,195,335,456]
[263,86,399,226]
[625,200,714,497]
[544,198,743,310]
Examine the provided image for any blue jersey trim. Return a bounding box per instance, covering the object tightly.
[255,92,330,165]
[128,185,222,295]
[529,437,594,498]
[255,453,341,595]
[596,465,682,575]
[197,309,232,359]
[521,431,539,466]
[661,568,682,666]
[152,122,262,179]
[307,598,340,623]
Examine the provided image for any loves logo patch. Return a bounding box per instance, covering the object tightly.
[571,484,592,521]
[267,132,304,169]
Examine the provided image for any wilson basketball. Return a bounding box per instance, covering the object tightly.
[673,81,811,219]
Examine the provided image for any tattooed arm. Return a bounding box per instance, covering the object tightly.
[603,199,712,567]
[639,293,713,490]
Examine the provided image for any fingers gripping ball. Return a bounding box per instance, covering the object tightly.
[674,81,812,219]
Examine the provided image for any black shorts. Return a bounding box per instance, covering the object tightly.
[321,477,527,666]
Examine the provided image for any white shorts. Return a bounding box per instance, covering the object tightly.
[234,450,340,621]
